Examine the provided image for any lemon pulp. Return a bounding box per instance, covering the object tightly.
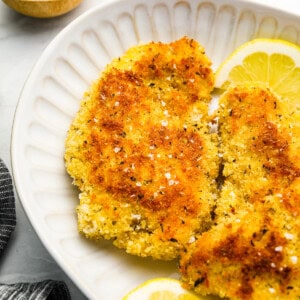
[123,278,204,300]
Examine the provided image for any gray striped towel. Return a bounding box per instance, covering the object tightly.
[0,159,71,300]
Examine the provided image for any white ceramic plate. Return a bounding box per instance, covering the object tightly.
[11,0,300,299]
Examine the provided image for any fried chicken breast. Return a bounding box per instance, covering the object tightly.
[64,37,218,260]
[180,86,300,299]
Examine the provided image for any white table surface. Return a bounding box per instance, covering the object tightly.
[0,0,299,299]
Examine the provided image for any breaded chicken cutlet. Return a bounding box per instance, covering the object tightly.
[64,37,219,260]
[180,86,300,299]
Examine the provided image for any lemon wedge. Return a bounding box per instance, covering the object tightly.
[123,278,206,300]
[215,38,300,104]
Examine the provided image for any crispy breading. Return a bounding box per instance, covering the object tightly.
[64,37,218,260]
[179,86,300,299]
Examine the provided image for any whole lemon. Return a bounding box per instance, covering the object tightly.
[3,0,83,18]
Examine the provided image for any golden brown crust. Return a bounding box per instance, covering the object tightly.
[180,86,300,299]
[65,37,300,297]
[65,37,218,260]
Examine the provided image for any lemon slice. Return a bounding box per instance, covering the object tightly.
[123,278,206,300]
[215,38,300,104]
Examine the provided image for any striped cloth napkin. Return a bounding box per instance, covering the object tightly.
[0,159,71,300]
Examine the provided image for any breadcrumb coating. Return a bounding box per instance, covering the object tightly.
[180,86,300,299]
[66,36,300,298]
[64,37,218,260]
